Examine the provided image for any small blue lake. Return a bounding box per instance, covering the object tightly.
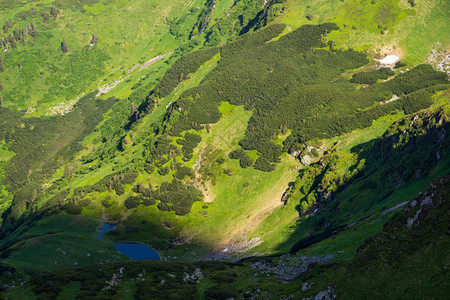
[114,243,160,261]
[96,223,160,261]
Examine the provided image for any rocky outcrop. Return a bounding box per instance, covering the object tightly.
[404,179,440,227]
[305,287,337,300]
[250,254,334,281]
[301,154,312,166]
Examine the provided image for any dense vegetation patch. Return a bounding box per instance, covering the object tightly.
[176,132,202,161]
[162,23,448,169]
[283,108,449,243]
[154,48,220,97]
[0,94,115,223]
[350,67,394,84]
[154,180,203,216]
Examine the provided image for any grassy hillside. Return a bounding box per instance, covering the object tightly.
[2,175,448,299]
[0,0,194,110]
[0,0,449,298]
[275,0,449,64]
[0,0,272,112]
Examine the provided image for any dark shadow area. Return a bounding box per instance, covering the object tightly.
[279,108,449,254]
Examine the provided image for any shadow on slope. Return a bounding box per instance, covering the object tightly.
[279,107,449,255]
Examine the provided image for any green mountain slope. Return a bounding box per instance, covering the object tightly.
[0,0,449,298]
[2,124,448,298]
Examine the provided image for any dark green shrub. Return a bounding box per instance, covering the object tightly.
[174,165,193,179]
[351,68,395,85]
[205,284,238,300]
[395,61,406,68]
[254,156,275,172]
[154,48,220,97]
[142,198,156,206]
[158,166,170,176]
[62,203,82,215]
[144,164,155,174]
[229,149,246,159]
[78,198,91,207]
[124,196,141,209]
[176,133,201,161]
[101,198,112,208]
[113,181,124,195]
[157,202,173,212]
[239,154,253,168]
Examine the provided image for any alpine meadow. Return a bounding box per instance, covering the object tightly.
[0,0,449,299]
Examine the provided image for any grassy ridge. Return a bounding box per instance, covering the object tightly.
[276,0,449,63]
[0,0,206,110]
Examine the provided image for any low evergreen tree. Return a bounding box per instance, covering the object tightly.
[61,38,68,53]
[90,33,97,46]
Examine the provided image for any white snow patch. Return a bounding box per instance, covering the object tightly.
[377,55,400,65]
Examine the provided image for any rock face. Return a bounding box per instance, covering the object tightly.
[404,183,437,228]
[302,282,312,292]
[426,48,450,77]
[311,287,337,300]
[249,254,335,281]
[301,154,312,166]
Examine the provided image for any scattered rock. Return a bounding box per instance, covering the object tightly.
[381,201,409,215]
[301,155,312,166]
[302,282,312,292]
[183,268,204,283]
[312,286,337,300]
[250,254,334,281]
[426,48,450,77]
[404,178,440,227]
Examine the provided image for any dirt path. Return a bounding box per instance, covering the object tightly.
[192,147,214,203]
[140,52,173,71]
[96,52,173,97]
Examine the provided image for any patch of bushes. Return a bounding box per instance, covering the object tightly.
[228,148,246,159]
[153,180,203,215]
[239,154,253,168]
[124,196,142,209]
[254,156,275,172]
[176,132,202,161]
[395,61,406,68]
[205,284,238,300]
[154,47,220,97]
[351,67,395,85]
[101,198,113,208]
[158,166,170,176]
[164,23,448,171]
[142,198,156,206]
[174,165,193,180]
[61,202,82,215]
[0,94,115,220]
